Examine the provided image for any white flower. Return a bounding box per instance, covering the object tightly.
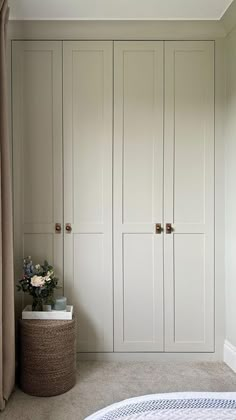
[31,275,45,287]
[45,276,51,282]
[47,270,53,276]
[35,264,41,270]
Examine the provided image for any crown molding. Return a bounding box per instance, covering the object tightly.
[221,0,236,35]
[8,19,226,40]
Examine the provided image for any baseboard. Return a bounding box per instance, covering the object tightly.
[224,340,236,372]
[77,352,220,362]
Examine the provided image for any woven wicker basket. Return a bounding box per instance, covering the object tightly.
[19,318,76,397]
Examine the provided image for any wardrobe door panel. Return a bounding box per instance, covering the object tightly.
[114,41,164,352]
[12,41,63,296]
[123,234,157,343]
[164,41,215,352]
[63,41,113,352]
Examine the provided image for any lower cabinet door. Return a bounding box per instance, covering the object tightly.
[63,41,113,352]
[164,41,215,352]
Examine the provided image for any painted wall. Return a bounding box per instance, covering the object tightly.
[8,0,233,20]
[225,27,236,347]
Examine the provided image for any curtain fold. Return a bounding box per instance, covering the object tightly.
[0,0,15,411]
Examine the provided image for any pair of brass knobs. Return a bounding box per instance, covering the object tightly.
[55,223,72,233]
[156,223,173,234]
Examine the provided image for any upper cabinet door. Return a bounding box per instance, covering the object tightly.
[114,41,164,352]
[12,41,63,290]
[164,41,215,352]
[63,41,113,352]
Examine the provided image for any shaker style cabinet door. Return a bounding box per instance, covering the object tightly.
[63,41,113,352]
[12,41,63,293]
[114,41,164,351]
[164,41,215,352]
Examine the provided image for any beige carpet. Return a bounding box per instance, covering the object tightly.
[2,361,236,420]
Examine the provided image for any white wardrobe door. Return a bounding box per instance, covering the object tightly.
[114,41,164,352]
[12,41,63,293]
[63,41,113,352]
[164,41,215,352]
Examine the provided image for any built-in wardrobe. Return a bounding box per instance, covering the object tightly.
[12,40,215,354]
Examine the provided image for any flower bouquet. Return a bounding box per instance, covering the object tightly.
[17,256,59,311]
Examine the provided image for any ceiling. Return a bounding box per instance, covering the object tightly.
[8,0,234,20]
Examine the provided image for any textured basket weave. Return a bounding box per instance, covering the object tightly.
[19,318,76,397]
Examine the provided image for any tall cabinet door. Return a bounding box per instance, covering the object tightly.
[12,41,63,294]
[63,41,113,352]
[114,41,164,352]
[164,41,215,352]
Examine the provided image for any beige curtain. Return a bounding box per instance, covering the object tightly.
[0,0,15,411]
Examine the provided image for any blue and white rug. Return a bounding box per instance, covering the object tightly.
[85,393,236,419]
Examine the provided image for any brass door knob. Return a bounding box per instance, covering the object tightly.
[65,223,72,233]
[55,223,61,233]
[155,223,162,234]
[166,223,173,234]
